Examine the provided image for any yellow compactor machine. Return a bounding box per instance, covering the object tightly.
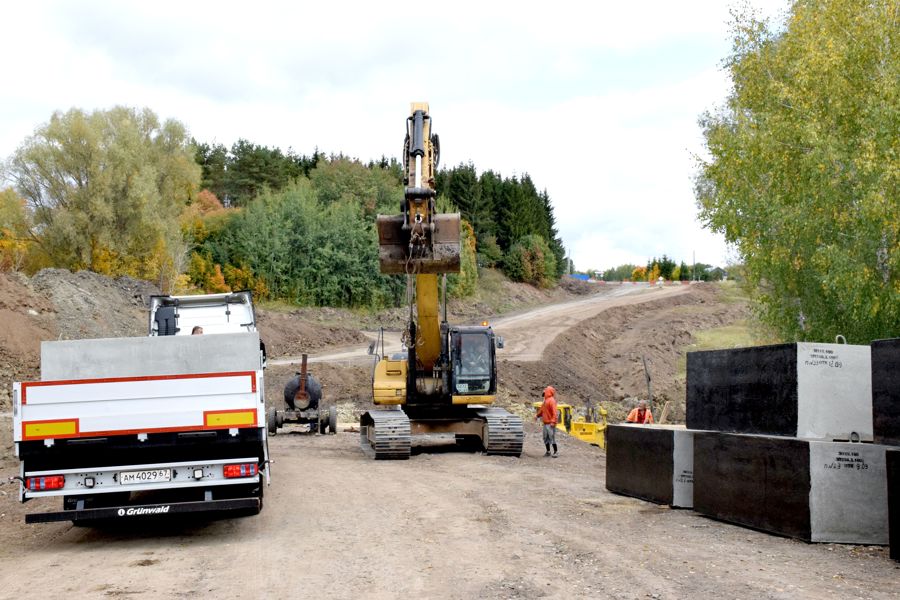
[360,103,524,459]
[532,402,609,449]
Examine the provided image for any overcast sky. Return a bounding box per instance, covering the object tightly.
[1,1,788,271]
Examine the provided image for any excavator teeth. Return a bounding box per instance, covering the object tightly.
[360,410,411,460]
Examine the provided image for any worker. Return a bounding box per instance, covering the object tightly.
[191,326,203,335]
[626,400,654,424]
[535,386,559,457]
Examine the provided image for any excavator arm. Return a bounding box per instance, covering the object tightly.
[376,103,461,274]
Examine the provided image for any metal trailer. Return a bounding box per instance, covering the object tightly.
[268,354,337,435]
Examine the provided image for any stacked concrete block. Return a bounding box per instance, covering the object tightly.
[605,425,694,508]
[872,338,900,447]
[872,339,900,560]
[889,449,899,560]
[693,432,889,543]
[686,342,873,441]
[685,341,891,545]
[605,339,895,547]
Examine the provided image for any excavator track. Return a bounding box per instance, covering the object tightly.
[360,410,411,460]
[477,408,525,456]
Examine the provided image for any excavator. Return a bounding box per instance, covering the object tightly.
[360,103,524,459]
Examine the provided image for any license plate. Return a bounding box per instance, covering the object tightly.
[119,469,172,485]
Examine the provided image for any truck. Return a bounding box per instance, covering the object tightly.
[11,291,269,524]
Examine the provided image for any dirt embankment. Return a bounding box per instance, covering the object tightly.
[0,273,57,408]
[499,284,749,421]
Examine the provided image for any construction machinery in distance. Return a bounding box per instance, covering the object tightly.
[532,402,609,449]
[360,103,524,459]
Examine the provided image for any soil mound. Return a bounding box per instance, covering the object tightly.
[0,272,58,409]
[256,310,368,356]
[31,269,159,340]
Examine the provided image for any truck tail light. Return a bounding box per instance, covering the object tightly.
[25,475,66,491]
[223,463,258,478]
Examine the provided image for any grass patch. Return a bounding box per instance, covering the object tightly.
[675,319,762,383]
[715,280,752,304]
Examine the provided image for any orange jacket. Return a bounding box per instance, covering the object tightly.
[538,395,558,425]
[626,407,654,424]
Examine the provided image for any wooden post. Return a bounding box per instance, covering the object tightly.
[642,354,653,420]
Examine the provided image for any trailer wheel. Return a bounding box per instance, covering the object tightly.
[267,408,278,435]
[318,415,327,434]
[329,405,338,434]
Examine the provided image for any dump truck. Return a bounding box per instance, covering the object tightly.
[11,291,269,524]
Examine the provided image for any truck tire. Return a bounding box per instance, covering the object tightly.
[267,408,278,435]
[329,405,338,434]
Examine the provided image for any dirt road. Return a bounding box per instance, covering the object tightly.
[1,430,895,599]
[493,284,686,362]
[270,283,682,367]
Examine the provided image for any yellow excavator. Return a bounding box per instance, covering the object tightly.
[360,103,524,459]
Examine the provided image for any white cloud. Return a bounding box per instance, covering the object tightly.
[1,0,790,272]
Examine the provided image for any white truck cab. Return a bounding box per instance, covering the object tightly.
[149,291,258,336]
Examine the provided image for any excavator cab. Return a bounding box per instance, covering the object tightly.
[376,103,461,274]
[449,327,498,399]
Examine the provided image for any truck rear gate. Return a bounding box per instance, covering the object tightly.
[12,332,269,522]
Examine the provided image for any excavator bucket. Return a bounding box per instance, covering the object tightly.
[376,213,461,274]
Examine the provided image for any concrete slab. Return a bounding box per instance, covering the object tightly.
[694,431,889,544]
[606,424,694,508]
[888,449,899,560]
[872,338,900,447]
[687,342,872,441]
[41,332,262,380]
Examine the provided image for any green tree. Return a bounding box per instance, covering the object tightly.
[504,234,558,288]
[696,1,900,342]
[193,180,403,308]
[310,157,401,218]
[647,255,677,280]
[0,188,30,271]
[6,106,200,286]
[602,263,638,281]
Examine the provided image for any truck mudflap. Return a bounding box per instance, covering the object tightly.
[26,497,261,524]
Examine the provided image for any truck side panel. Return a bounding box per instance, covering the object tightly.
[41,332,261,380]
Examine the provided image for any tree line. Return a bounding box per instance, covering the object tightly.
[436,163,566,287]
[580,257,724,282]
[0,106,567,308]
